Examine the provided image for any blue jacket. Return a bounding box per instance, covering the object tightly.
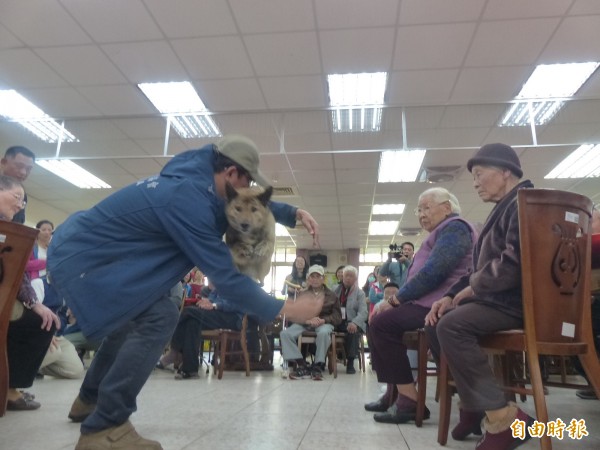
[47,145,296,340]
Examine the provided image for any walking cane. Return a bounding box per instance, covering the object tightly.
[281,280,302,378]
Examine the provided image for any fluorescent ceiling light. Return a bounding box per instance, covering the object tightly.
[372,204,406,215]
[328,72,387,132]
[36,159,111,189]
[368,221,399,236]
[0,90,78,143]
[500,62,599,127]
[378,149,426,182]
[138,82,221,138]
[544,144,600,179]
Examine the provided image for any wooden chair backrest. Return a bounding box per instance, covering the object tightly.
[518,189,593,347]
[0,222,39,416]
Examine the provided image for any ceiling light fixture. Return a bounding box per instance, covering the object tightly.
[500,62,599,127]
[0,90,78,143]
[328,72,387,132]
[138,82,221,138]
[378,149,426,182]
[372,204,406,215]
[544,144,600,179]
[36,159,111,189]
[368,221,399,236]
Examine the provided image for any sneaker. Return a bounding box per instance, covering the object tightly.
[289,366,312,380]
[311,365,324,381]
[74,420,162,450]
[476,404,535,450]
[174,370,199,380]
[68,395,96,423]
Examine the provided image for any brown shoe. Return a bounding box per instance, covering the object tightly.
[68,395,96,423]
[75,420,163,450]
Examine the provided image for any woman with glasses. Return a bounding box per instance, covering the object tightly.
[364,187,477,425]
[0,175,60,410]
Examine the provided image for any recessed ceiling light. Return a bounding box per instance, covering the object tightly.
[0,90,78,143]
[372,204,406,215]
[500,62,599,127]
[544,144,600,179]
[368,221,399,235]
[138,82,221,138]
[328,72,387,132]
[36,159,111,189]
[378,149,426,182]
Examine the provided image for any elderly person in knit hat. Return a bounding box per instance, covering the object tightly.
[425,143,536,450]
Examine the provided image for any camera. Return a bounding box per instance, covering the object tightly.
[389,243,402,260]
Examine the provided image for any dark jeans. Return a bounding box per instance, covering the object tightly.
[426,302,522,411]
[337,321,363,359]
[369,303,429,385]
[170,306,241,373]
[8,307,55,388]
[79,294,179,433]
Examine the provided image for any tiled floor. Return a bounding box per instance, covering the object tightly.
[1,355,598,450]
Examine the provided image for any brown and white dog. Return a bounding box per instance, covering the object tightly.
[225,183,275,284]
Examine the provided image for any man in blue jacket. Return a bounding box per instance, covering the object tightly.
[47,135,322,450]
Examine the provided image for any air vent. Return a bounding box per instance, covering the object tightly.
[420,165,462,183]
[272,186,296,196]
[398,227,422,236]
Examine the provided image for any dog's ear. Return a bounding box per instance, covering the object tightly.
[225,182,238,201]
[257,186,273,206]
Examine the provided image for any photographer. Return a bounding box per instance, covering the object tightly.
[379,242,414,287]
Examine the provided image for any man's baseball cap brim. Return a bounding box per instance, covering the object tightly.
[216,135,271,187]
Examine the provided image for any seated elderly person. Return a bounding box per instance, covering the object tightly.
[281,265,341,380]
[1,175,60,410]
[425,143,535,450]
[157,290,246,380]
[365,187,476,424]
[333,265,368,374]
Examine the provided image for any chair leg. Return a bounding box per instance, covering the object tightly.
[525,349,551,450]
[579,351,600,400]
[437,353,453,446]
[218,334,228,380]
[331,334,337,379]
[415,330,428,427]
[240,333,250,377]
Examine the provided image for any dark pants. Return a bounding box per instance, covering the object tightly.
[79,295,179,433]
[8,307,55,388]
[337,322,362,359]
[170,307,241,373]
[369,303,429,385]
[426,302,522,411]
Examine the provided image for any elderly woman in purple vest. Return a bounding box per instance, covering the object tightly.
[364,187,477,424]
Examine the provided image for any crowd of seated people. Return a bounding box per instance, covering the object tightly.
[3,139,599,450]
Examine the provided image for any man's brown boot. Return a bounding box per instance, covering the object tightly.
[74,420,163,450]
[68,395,96,423]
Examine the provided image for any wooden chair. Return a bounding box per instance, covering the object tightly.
[0,222,39,416]
[403,329,438,427]
[201,314,250,380]
[437,189,600,450]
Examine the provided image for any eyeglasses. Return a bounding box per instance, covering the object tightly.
[414,200,448,216]
[8,192,26,207]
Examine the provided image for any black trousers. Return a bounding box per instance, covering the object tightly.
[8,307,55,388]
[170,307,241,373]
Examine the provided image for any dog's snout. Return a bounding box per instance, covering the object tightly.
[240,223,250,232]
